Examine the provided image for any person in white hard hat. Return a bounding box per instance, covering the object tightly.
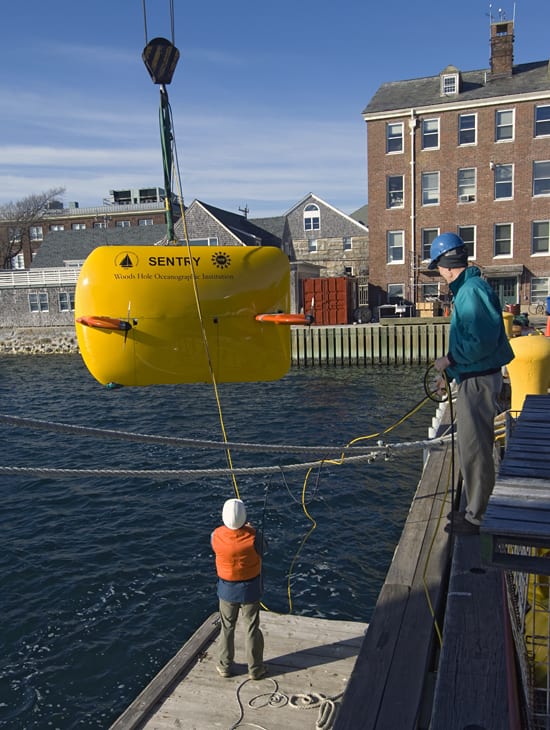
[211,498,267,679]
[430,232,514,535]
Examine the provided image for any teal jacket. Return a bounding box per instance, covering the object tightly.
[446,266,514,383]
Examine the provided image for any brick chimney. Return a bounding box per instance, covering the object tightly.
[490,19,514,78]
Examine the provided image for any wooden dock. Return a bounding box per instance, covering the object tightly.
[110,394,550,730]
[110,612,368,730]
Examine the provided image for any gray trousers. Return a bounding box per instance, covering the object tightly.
[456,371,502,524]
[218,599,264,674]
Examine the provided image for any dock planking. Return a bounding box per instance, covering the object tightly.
[109,612,368,730]
[481,394,550,572]
[334,418,456,730]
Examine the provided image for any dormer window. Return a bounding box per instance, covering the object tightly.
[441,72,458,96]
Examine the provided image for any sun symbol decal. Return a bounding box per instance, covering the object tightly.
[212,251,231,269]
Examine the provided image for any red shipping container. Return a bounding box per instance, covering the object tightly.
[302,277,357,325]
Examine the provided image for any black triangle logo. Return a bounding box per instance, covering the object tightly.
[120,255,134,268]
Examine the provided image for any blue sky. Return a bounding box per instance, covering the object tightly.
[1,0,549,218]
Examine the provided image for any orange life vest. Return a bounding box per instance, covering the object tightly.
[212,524,261,582]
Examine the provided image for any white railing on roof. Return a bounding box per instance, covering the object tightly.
[0,268,80,288]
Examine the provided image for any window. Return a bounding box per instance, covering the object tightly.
[533,161,550,196]
[421,118,439,149]
[344,266,353,276]
[494,164,513,199]
[187,237,219,246]
[343,237,352,251]
[304,204,320,231]
[535,105,550,137]
[307,239,318,253]
[494,223,512,257]
[387,175,404,208]
[421,283,440,300]
[532,221,550,255]
[71,223,86,230]
[386,122,403,153]
[387,284,404,303]
[29,292,49,313]
[93,221,107,229]
[387,230,404,263]
[116,220,131,228]
[421,172,440,205]
[495,109,514,141]
[531,277,550,303]
[138,219,154,226]
[59,292,75,312]
[30,226,43,241]
[422,228,439,261]
[458,113,476,145]
[458,226,476,259]
[458,168,476,202]
[11,253,25,270]
[441,73,458,95]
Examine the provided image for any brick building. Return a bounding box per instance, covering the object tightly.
[363,17,550,314]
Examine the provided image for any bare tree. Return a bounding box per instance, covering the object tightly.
[0,187,66,269]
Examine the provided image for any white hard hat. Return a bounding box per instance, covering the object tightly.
[222,499,247,530]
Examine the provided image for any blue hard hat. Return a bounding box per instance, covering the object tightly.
[428,232,465,269]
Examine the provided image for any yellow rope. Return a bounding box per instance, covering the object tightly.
[170,116,240,499]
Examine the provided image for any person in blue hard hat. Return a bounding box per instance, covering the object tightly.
[430,232,515,535]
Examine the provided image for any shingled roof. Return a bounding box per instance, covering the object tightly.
[363,60,550,115]
[192,201,282,247]
[31,224,169,268]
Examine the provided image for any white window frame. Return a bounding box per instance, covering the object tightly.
[343,236,352,251]
[421,171,440,206]
[11,253,25,270]
[115,220,131,228]
[59,292,75,312]
[532,220,550,255]
[29,292,49,313]
[533,161,550,196]
[386,122,404,154]
[387,283,405,303]
[30,226,43,241]
[458,113,477,145]
[494,223,513,258]
[138,219,154,226]
[387,230,404,264]
[387,175,404,208]
[535,105,550,137]
[421,228,439,262]
[307,239,318,253]
[441,73,458,95]
[494,164,513,199]
[421,118,439,150]
[49,224,65,232]
[304,204,320,231]
[531,277,550,303]
[71,223,86,230]
[495,109,514,142]
[458,168,476,202]
[458,225,476,260]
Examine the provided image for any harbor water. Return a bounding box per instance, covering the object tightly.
[1,355,434,729]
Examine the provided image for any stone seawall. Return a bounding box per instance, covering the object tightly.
[0,327,78,355]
